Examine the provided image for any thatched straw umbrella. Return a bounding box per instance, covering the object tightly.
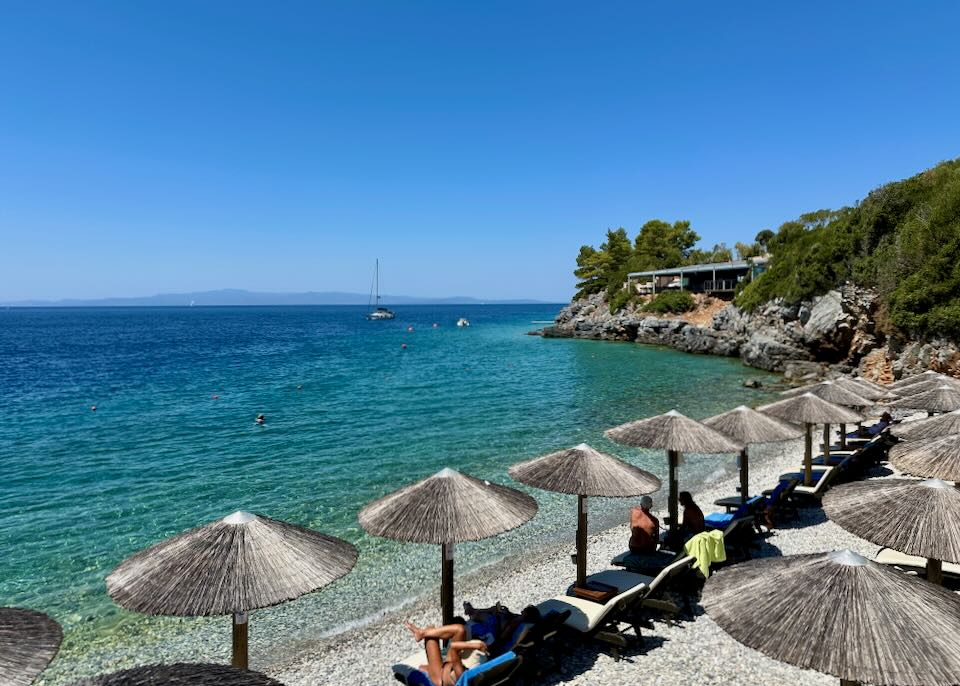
[107,512,358,669]
[890,409,960,441]
[894,377,960,397]
[508,443,660,587]
[359,468,537,625]
[0,608,62,686]
[703,550,960,685]
[66,663,285,686]
[888,369,950,391]
[890,384,960,416]
[605,410,743,539]
[824,479,960,585]
[702,406,803,503]
[780,381,872,456]
[889,435,960,482]
[758,394,862,486]
[847,377,893,394]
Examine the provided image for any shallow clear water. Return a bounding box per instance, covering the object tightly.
[0,305,777,670]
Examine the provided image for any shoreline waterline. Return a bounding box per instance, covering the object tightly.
[3,306,782,684]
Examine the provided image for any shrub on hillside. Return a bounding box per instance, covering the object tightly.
[642,290,695,314]
[608,288,636,314]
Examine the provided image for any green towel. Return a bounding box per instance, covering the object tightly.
[683,530,727,578]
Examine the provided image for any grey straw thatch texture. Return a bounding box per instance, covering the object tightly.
[701,405,802,445]
[604,410,743,453]
[895,377,960,398]
[758,393,862,425]
[889,435,960,481]
[835,377,898,401]
[889,384,960,412]
[66,663,285,686]
[780,380,873,407]
[107,512,358,617]
[890,410,960,440]
[508,443,661,497]
[0,608,62,686]
[889,370,954,391]
[703,550,960,685]
[358,468,537,544]
[849,377,892,394]
[824,479,960,564]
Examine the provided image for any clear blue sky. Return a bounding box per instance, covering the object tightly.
[2,1,958,302]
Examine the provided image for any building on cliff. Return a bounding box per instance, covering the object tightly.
[627,256,768,297]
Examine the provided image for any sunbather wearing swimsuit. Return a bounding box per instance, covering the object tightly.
[403,622,488,686]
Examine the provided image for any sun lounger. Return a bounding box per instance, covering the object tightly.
[874,548,960,579]
[610,549,677,575]
[393,650,521,686]
[704,496,762,529]
[537,555,693,657]
[788,465,842,500]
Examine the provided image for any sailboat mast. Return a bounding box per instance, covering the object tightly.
[375,259,380,306]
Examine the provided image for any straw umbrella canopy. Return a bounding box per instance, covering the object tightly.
[835,377,898,402]
[889,384,960,415]
[67,663,285,686]
[888,369,948,390]
[703,550,960,686]
[0,608,62,686]
[889,435,960,481]
[107,511,358,669]
[894,376,960,396]
[604,410,743,540]
[847,377,894,395]
[359,468,537,625]
[702,406,803,503]
[508,443,660,587]
[890,410,960,441]
[824,479,960,585]
[758,393,862,486]
[781,381,873,454]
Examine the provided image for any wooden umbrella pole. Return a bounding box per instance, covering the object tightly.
[739,449,749,504]
[823,424,831,463]
[839,423,847,449]
[839,679,860,686]
[231,611,248,669]
[441,543,455,626]
[576,495,588,588]
[803,424,813,486]
[668,450,679,538]
[927,557,944,586]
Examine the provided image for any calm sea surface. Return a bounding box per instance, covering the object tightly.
[0,305,777,672]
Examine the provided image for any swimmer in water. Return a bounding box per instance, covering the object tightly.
[256,414,265,425]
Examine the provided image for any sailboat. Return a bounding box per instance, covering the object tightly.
[366,259,396,320]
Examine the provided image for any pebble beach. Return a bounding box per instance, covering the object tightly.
[271,429,893,686]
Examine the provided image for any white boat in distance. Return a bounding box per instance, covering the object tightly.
[456,317,470,327]
[366,259,396,320]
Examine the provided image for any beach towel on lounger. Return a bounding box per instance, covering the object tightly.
[683,530,726,578]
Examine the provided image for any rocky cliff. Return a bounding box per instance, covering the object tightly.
[543,285,960,381]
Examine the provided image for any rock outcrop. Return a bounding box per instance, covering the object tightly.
[543,284,944,379]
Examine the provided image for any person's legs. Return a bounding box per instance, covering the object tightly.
[423,637,444,686]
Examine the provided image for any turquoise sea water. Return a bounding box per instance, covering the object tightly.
[0,305,777,674]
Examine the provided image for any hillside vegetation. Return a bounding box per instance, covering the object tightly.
[573,158,960,339]
[736,158,960,339]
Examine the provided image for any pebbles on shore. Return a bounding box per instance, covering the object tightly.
[270,434,887,686]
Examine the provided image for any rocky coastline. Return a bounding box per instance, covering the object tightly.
[542,285,960,382]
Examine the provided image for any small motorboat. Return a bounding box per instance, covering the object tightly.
[456,317,470,327]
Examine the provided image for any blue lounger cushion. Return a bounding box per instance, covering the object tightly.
[458,651,518,686]
[394,651,519,686]
[704,512,734,528]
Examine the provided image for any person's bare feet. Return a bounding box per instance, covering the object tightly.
[403,621,424,642]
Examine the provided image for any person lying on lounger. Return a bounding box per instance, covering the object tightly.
[404,604,539,685]
[403,622,487,686]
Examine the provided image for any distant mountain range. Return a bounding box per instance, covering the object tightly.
[2,289,550,307]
